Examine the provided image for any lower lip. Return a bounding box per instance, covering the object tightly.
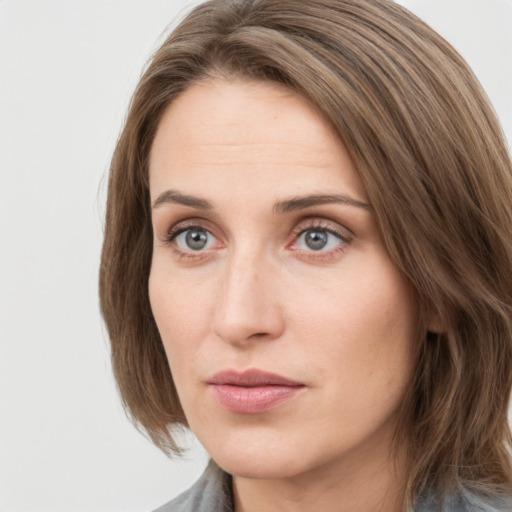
[210,384,304,414]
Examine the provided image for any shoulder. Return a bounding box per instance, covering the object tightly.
[152,460,233,512]
[414,487,512,512]
[457,488,512,512]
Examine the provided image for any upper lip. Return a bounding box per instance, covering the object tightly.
[207,368,304,387]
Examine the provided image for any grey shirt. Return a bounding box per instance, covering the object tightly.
[153,460,512,512]
[153,460,233,512]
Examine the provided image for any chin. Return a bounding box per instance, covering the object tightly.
[200,429,322,480]
[215,452,306,480]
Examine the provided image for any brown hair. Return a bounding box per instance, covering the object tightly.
[99,0,512,506]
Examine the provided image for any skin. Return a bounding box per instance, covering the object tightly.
[148,78,419,512]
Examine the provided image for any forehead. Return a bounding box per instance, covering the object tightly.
[149,78,367,204]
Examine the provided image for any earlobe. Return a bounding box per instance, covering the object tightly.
[427,321,444,335]
[426,308,449,335]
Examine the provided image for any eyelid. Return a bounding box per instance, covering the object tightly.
[287,218,353,257]
[290,218,353,242]
[163,218,218,242]
[159,216,353,261]
[160,219,224,262]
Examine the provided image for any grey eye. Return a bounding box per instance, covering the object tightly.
[296,229,341,252]
[175,228,215,251]
[304,230,328,250]
[186,229,208,250]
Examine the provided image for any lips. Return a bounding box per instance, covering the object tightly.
[207,369,305,414]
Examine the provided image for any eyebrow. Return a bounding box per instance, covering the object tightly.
[152,189,213,210]
[273,194,371,213]
[152,189,370,212]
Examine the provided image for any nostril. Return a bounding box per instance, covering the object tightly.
[250,332,269,339]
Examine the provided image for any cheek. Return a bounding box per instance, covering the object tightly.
[287,256,418,396]
[347,270,417,406]
[148,265,214,373]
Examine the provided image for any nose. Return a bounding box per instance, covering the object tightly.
[212,250,285,346]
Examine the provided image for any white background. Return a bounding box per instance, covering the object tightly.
[0,1,511,511]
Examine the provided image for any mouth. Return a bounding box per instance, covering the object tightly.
[207,368,306,414]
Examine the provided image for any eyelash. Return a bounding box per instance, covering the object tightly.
[289,221,352,260]
[163,221,218,261]
[162,219,353,261]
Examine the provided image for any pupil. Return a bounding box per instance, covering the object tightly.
[305,230,328,250]
[186,229,208,250]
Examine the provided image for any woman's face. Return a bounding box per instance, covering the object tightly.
[149,78,418,481]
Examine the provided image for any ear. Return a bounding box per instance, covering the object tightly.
[426,308,448,335]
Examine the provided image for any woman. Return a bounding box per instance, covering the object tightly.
[99,0,512,510]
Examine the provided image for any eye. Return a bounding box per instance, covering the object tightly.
[296,228,343,252]
[174,227,217,252]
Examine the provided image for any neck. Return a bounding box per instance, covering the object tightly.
[232,440,408,512]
